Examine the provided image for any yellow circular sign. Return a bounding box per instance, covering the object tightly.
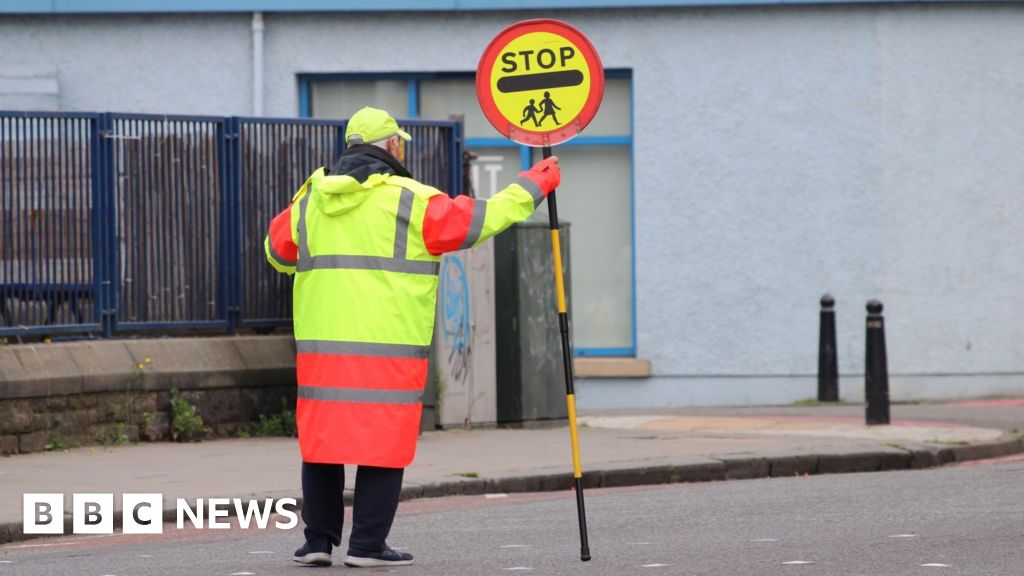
[477,19,604,147]
[490,32,590,135]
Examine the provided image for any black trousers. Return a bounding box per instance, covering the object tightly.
[301,461,404,555]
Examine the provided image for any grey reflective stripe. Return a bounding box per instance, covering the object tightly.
[297,183,312,262]
[296,183,437,276]
[517,176,546,208]
[298,385,423,405]
[458,199,488,250]
[296,254,439,275]
[393,188,415,259]
[297,340,431,358]
[267,237,297,267]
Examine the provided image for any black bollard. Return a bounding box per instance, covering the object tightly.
[817,294,839,402]
[865,300,890,425]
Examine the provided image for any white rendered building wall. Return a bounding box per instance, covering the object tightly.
[1,5,1022,406]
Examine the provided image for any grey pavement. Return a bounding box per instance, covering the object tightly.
[1,399,1022,544]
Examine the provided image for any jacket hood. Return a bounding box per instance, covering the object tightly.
[310,145,411,216]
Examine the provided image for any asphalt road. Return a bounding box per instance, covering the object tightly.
[2,455,1023,575]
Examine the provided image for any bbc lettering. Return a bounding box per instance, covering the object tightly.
[24,494,298,535]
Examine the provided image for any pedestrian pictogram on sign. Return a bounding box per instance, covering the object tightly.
[476,19,604,147]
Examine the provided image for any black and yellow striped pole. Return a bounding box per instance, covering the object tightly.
[542,145,591,562]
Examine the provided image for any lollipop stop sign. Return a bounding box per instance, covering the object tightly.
[476,19,605,147]
[476,19,603,563]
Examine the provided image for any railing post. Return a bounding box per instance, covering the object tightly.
[94,112,117,338]
[865,299,890,425]
[450,119,464,197]
[220,117,242,335]
[88,114,104,334]
[231,116,243,334]
[817,294,839,402]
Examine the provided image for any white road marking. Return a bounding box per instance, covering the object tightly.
[485,493,509,499]
[500,544,527,548]
[0,560,13,563]
[750,538,778,542]
[628,542,653,545]
[137,555,153,558]
[504,568,533,571]
[889,534,917,538]
[642,563,672,568]
[782,560,814,565]
[230,573,256,575]
[248,551,274,554]
[921,564,951,568]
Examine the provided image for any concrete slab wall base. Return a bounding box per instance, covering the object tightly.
[0,336,298,454]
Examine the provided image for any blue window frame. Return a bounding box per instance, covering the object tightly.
[298,71,636,357]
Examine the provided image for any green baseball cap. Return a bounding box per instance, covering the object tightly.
[345,107,412,145]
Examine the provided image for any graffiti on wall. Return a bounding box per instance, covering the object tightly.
[440,255,471,388]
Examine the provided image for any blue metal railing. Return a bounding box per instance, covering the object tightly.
[0,110,463,338]
[0,112,101,335]
[107,113,227,333]
[236,117,344,329]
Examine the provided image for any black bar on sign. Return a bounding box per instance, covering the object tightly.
[497,70,584,93]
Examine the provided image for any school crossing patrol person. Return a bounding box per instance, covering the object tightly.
[264,107,561,568]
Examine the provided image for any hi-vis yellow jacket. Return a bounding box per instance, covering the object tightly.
[265,148,556,467]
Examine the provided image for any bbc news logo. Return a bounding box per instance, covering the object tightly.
[24,494,298,535]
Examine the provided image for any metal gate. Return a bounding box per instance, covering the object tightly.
[0,110,463,339]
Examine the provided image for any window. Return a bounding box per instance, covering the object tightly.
[310,79,408,121]
[302,72,634,356]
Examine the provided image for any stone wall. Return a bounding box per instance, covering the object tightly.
[0,336,297,455]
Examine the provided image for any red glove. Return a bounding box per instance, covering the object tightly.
[519,156,561,196]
